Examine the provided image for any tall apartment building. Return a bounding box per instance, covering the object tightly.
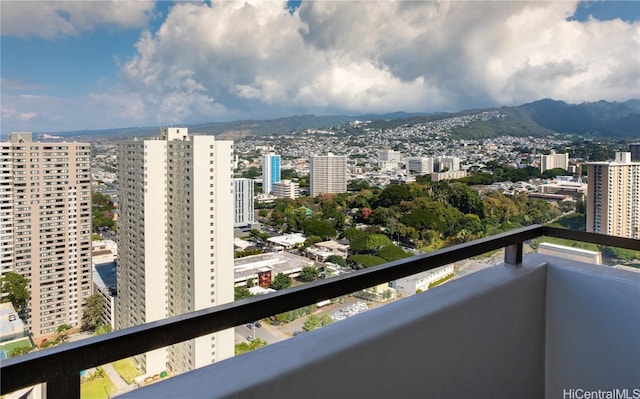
[233,178,254,228]
[540,153,569,173]
[435,156,461,172]
[310,154,347,197]
[0,132,92,338]
[587,152,640,239]
[629,143,640,162]
[272,179,299,199]
[116,128,234,376]
[379,149,402,162]
[262,153,281,194]
[405,157,434,174]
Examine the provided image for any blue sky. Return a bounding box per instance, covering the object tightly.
[1,0,639,135]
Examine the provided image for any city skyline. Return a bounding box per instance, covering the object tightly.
[2,0,640,136]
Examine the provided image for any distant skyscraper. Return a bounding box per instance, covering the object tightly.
[234,178,254,228]
[540,153,569,173]
[310,154,347,197]
[587,152,639,239]
[116,128,234,376]
[0,133,92,338]
[629,143,640,162]
[262,153,281,194]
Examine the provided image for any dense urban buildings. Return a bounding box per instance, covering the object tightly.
[116,128,235,376]
[261,153,281,194]
[0,133,92,338]
[310,154,347,197]
[586,152,640,239]
[233,178,255,228]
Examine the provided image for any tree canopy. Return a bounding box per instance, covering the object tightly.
[82,293,105,330]
[0,272,30,313]
[270,273,292,290]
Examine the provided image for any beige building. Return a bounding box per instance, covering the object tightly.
[310,154,347,197]
[272,179,299,199]
[540,153,569,173]
[587,152,640,239]
[0,133,92,338]
[116,128,234,376]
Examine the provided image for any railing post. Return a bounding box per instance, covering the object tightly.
[505,243,523,266]
[46,372,80,399]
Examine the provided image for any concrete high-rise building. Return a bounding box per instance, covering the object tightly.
[540,153,569,173]
[234,178,254,228]
[262,153,281,194]
[116,128,234,376]
[272,179,299,199]
[310,154,347,197]
[405,157,434,174]
[379,149,402,163]
[0,133,92,338]
[435,157,461,172]
[587,152,640,239]
[629,143,640,162]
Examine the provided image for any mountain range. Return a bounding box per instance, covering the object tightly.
[45,99,640,141]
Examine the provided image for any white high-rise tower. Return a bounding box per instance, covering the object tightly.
[116,128,235,376]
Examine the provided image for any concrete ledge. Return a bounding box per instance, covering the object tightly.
[123,263,547,399]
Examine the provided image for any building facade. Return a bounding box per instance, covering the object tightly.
[540,153,569,173]
[310,154,347,197]
[629,143,640,162]
[586,152,640,239]
[272,179,299,199]
[0,133,92,338]
[116,128,234,376]
[233,178,254,228]
[261,153,281,194]
[405,157,434,174]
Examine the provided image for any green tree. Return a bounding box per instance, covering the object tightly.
[325,255,347,267]
[299,266,320,282]
[347,254,387,268]
[235,338,267,355]
[94,323,113,336]
[235,286,252,300]
[242,166,260,179]
[0,272,30,313]
[82,293,105,330]
[270,273,292,290]
[377,245,411,262]
[8,345,32,358]
[304,220,337,240]
[350,234,393,254]
[56,323,72,343]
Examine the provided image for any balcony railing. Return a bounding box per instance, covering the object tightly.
[1,225,638,399]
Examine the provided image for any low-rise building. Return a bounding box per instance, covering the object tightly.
[392,264,455,296]
[272,180,299,199]
[267,233,307,249]
[537,242,602,265]
[234,252,314,287]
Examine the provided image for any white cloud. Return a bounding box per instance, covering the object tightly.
[17,112,38,121]
[1,0,156,39]
[110,0,639,125]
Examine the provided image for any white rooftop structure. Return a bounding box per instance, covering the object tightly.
[267,233,307,249]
